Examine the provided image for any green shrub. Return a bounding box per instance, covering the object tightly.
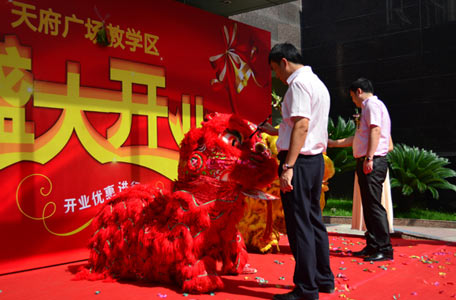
[271,90,283,126]
[387,144,456,200]
[327,116,357,173]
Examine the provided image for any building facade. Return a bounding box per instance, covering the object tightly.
[231,0,456,201]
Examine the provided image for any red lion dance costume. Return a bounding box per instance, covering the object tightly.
[76,113,278,293]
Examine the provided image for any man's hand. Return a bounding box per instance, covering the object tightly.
[328,138,336,148]
[327,136,354,148]
[363,159,374,174]
[280,168,293,193]
[258,122,278,136]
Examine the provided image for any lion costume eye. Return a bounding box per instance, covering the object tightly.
[221,130,243,147]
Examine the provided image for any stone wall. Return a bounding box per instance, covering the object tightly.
[230,0,302,50]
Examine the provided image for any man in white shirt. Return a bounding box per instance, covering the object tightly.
[261,43,334,300]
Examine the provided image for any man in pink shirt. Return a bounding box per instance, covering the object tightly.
[329,78,393,262]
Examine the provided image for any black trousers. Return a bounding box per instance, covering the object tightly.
[356,156,392,252]
[278,152,334,298]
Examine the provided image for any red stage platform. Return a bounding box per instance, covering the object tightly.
[0,232,455,300]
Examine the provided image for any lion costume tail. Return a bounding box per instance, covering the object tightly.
[74,184,168,282]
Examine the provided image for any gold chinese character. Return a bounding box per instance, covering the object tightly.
[107,24,125,49]
[169,95,204,146]
[109,58,166,148]
[144,33,159,56]
[125,28,143,52]
[62,14,84,38]
[38,8,62,36]
[10,1,37,32]
[0,36,34,145]
[84,18,103,43]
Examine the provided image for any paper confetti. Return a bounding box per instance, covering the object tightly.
[255,276,268,285]
[336,273,346,278]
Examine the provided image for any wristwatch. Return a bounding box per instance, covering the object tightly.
[365,156,373,162]
[283,163,294,170]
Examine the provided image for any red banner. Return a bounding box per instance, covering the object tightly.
[0,0,271,273]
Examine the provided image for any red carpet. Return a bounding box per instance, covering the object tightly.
[0,233,455,300]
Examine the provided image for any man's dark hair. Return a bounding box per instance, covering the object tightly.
[349,77,374,94]
[268,43,304,65]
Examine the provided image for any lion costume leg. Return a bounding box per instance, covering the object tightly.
[221,231,248,275]
[179,256,224,293]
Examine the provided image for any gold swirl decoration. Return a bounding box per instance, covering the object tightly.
[16,174,93,236]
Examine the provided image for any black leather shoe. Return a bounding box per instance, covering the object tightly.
[318,285,335,294]
[363,251,393,262]
[352,247,375,257]
[272,289,318,300]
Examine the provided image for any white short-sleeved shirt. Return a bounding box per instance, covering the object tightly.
[276,66,330,155]
[352,95,391,158]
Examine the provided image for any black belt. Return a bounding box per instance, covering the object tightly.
[278,151,321,161]
[356,155,384,161]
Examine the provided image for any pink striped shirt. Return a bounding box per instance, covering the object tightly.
[352,95,391,158]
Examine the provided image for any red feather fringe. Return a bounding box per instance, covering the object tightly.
[75,113,277,293]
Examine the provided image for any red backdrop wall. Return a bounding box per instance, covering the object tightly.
[0,0,271,274]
